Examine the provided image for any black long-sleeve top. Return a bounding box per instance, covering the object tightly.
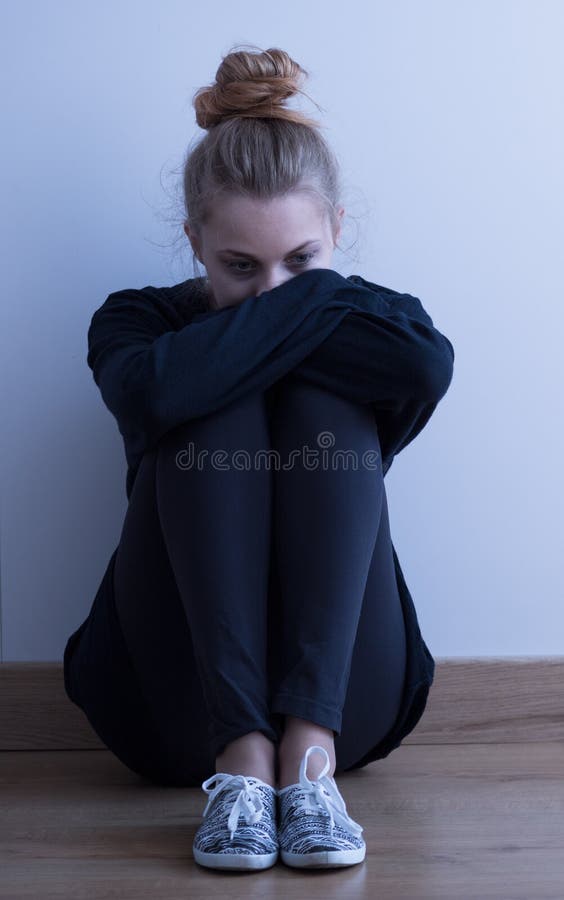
[86,267,454,501]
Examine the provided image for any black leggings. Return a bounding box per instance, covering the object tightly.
[69,375,407,787]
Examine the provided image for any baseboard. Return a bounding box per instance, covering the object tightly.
[1,658,563,751]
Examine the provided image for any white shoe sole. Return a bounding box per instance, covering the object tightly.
[280,843,366,868]
[193,846,279,870]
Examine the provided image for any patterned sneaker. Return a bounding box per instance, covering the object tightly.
[277,745,366,869]
[193,772,279,870]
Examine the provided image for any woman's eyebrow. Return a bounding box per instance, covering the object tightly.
[219,240,321,258]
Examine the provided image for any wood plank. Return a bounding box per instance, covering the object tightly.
[1,658,564,750]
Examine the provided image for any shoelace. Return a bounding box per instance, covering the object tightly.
[287,745,364,838]
[200,772,268,842]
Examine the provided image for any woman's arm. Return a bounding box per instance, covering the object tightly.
[279,280,455,473]
[87,268,358,449]
[293,305,455,409]
[87,267,454,459]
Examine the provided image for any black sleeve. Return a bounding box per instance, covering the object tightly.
[292,302,455,409]
[87,268,363,449]
[87,267,454,461]
[284,285,455,471]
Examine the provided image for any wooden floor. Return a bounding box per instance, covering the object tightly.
[1,742,562,899]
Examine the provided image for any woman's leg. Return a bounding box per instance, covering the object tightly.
[108,446,216,786]
[266,375,407,784]
[112,388,280,786]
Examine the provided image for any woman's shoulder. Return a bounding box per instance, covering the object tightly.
[168,276,211,313]
[346,273,414,300]
[98,275,212,319]
[138,276,211,317]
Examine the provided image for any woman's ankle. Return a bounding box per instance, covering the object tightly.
[215,730,277,787]
[278,716,337,789]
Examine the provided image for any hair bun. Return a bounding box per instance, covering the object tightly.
[193,44,320,130]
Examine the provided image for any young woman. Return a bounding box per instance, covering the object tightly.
[63,45,454,873]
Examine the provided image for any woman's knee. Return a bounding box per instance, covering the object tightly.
[271,375,382,459]
[276,375,376,422]
[156,390,271,459]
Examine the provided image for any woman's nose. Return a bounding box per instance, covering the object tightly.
[255,276,288,298]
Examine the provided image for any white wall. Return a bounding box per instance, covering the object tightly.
[1,0,563,661]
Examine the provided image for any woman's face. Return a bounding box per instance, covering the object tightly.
[184,191,344,309]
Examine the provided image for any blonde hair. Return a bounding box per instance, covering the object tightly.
[182,43,347,275]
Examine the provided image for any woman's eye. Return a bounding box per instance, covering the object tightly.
[293,252,316,265]
[226,251,316,275]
